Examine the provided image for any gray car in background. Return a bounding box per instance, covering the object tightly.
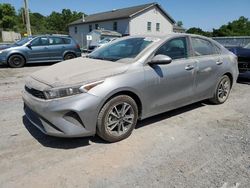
[0,35,81,68]
[23,34,239,142]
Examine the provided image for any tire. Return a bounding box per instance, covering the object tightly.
[63,53,76,60]
[97,95,138,143]
[209,75,231,104]
[8,54,25,68]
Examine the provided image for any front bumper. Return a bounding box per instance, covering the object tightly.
[0,55,7,64]
[22,90,102,138]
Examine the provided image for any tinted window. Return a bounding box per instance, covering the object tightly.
[155,37,188,60]
[49,37,64,45]
[31,37,49,46]
[191,38,216,56]
[63,38,71,44]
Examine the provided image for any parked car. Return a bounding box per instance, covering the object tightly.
[23,34,239,142]
[227,43,250,72]
[0,35,81,68]
[94,38,117,49]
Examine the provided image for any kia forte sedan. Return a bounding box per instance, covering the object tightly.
[23,34,239,142]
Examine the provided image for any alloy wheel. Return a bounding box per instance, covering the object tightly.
[105,102,135,137]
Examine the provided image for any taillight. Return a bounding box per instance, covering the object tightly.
[76,44,80,49]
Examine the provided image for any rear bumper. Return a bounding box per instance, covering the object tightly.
[22,90,102,138]
[238,61,250,72]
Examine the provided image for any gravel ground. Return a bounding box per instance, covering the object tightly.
[0,63,249,188]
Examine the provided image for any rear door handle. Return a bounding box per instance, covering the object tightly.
[216,61,223,65]
[185,65,194,71]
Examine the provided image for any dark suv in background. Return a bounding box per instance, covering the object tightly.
[0,35,81,68]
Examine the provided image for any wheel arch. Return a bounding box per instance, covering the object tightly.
[7,52,27,64]
[223,72,233,87]
[99,90,143,119]
[63,50,77,58]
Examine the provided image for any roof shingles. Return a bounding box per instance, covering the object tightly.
[69,3,175,26]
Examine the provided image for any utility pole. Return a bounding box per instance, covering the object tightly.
[24,0,32,36]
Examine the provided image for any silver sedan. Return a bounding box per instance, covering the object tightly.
[22,34,239,142]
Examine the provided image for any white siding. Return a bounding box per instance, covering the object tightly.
[129,6,173,36]
[69,24,89,48]
[69,19,129,48]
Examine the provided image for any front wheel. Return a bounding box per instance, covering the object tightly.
[8,54,26,68]
[97,95,138,142]
[209,75,231,104]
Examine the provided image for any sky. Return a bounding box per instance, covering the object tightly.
[1,0,250,31]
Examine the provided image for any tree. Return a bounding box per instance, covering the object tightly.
[213,16,250,36]
[186,27,212,37]
[0,3,17,30]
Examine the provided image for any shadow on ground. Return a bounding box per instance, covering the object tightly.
[23,101,206,149]
[136,101,206,129]
[237,72,250,85]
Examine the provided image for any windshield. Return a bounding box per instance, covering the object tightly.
[15,37,32,46]
[89,37,154,61]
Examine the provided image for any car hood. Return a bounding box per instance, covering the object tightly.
[0,44,16,50]
[28,57,129,89]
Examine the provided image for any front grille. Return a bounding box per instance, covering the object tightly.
[25,86,46,99]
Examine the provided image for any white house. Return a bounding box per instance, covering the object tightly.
[68,3,176,47]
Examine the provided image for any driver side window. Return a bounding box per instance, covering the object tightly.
[155,37,188,60]
[31,37,49,46]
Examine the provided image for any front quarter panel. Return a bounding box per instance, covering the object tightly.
[87,63,146,118]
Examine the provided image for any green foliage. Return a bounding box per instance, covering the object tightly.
[0,3,17,30]
[0,3,84,35]
[187,16,250,37]
[213,16,250,36]
[186,27,212,37]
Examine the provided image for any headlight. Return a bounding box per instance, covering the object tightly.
[43,80,104,99]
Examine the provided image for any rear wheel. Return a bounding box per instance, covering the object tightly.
[97,95,138,142]
[63,53,76,60]
[8,54,25,68]
[209,75,231,104]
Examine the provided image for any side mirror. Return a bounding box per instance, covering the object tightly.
[26,43,32,48]
[149,54,172,65]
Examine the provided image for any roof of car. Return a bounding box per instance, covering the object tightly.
[69,3,175,26]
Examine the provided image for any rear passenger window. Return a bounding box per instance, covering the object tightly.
[191,38,217,56]
[49,37,64,45]
[155,37,188,60]
[63,38,71,44]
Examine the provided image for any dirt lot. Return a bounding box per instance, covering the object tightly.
[0,63,249,188]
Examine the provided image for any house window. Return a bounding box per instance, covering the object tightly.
[147,22,151,31]
[156,23,160,31]
[89,25,92,32]
[74,26,77,34]
[113,22,117,31]
[95,24,99,29]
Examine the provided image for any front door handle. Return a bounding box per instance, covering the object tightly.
[216,61,223,65]
[185,65,194,71]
